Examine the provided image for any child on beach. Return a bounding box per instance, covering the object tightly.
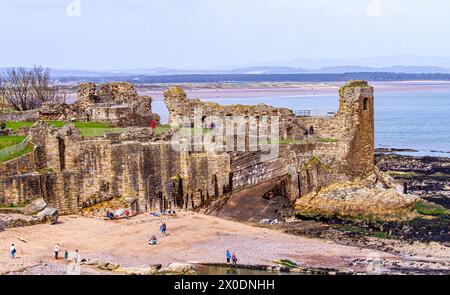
[149,235,158,245]
[232,253,238,267]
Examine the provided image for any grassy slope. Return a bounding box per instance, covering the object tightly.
[0,135,27,149]
[0,143,33,162]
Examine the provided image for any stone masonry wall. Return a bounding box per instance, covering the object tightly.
[0,81,376,214]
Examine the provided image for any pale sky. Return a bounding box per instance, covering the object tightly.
[1,0,449,69]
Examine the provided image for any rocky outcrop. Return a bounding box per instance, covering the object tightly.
[36,207,59,224]
[295,171,417,221]
[23,198,47,215]
[376,154,450,209]
[2,198,59,227]
[115,265,162,275]
[159,262,197,275]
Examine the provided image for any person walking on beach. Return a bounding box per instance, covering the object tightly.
[159,221,164,235]
[74,249,80,264]
[161,222,167,236]
[226,249,232,265]
[10,244,16,259]
[54,243,60,259]
[231,253,238,267]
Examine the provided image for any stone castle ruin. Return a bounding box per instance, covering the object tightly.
[2,82,160,127]
[0,81,414,221]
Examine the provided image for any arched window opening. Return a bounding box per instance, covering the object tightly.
[363,97,369,111]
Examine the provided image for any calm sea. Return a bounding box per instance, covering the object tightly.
[152,91,450,157]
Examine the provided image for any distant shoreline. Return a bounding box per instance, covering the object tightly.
[136,81,450,101]
[62,80,450,103]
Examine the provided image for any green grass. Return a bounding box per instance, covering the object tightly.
[0,143,33,162]
[0,135,27,149]
[278,259,299,268]
[5,121,34,131]
[319,137,339,143]
[414,200,450,217]
[155,124,171,134]
[387,171,418,179]
[372,232,391,239]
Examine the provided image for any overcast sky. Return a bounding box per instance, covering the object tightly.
[1,0,449,69]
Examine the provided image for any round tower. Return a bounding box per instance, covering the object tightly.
[338,80,375,177]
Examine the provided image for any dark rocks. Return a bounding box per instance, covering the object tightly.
[0,128,13,136]
[376,153,450,208]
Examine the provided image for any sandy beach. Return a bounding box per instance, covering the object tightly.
[1,211,449,275]
[139,81,450,101]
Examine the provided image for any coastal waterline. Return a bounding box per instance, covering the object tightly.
[152,91,450,157]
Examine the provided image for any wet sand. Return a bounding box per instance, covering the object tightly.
[140,81,450,101]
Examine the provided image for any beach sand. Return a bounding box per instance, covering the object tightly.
[1,211,448,275]
[0,211,393,274]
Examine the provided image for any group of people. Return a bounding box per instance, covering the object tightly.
[105,209,130,220]
[148,220,168,245]
[8,243,79,264]
[160,209,176,216]
[226,249,238,267]
[53,244,80,263]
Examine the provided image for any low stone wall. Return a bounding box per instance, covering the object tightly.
[0,152,36,176]
[0,110,39,122]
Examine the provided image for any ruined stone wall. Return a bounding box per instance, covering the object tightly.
[299,81,374,178]
[37,82,159,127]
[164,87,307,141]
[0,173,42,206]
[0,152,36,176]
[0,110,39,122]
[0,80,376,214]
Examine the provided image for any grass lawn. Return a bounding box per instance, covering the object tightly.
[0,135,27,149]
[0,143,33,162]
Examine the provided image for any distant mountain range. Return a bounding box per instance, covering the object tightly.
[2,55,450,78]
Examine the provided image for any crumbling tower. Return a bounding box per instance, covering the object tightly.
[337,80,375,177]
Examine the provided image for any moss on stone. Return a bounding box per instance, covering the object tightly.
[414,200,450,217]
[303,156,330,171]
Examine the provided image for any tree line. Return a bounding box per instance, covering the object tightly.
[0,66,66,111]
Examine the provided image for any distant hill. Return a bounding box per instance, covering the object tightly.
[2,54,450,81]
